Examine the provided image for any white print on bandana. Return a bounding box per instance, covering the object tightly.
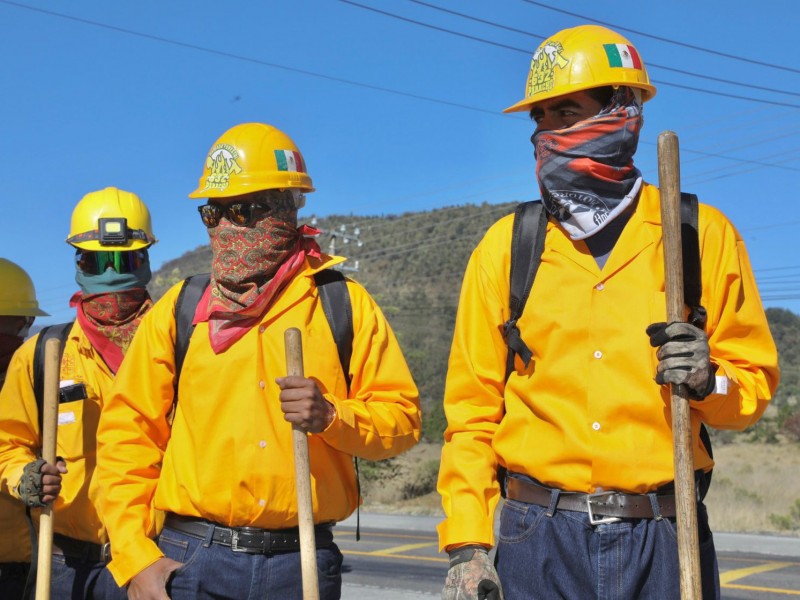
[546,177,642,240]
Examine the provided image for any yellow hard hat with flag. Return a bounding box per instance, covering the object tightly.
[189,122,314,199]
[504,24,656,114]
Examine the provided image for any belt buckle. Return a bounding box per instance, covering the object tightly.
[100,542,112,563]
[230,528,268,554]
[586,490,622,525]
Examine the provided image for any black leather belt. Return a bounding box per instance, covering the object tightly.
[164,513,334,555]
[506,477,677,523]
[52,533,111,563]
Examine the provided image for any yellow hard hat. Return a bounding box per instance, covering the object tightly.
[66,187,157,251]
[0,258,49,316]
[504,24,656,114]
[189,122,314,199]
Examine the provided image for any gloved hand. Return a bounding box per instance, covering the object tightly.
[647,321,715,399]
[442,545,503,600]
[17,458,67,507]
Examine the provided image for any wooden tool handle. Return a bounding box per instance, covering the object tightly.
[284,328,320,600]
[36,337,61,600]
[658,130,702,600]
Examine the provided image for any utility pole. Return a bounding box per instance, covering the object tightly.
[309,219,362,274]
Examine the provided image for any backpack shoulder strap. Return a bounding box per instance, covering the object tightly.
[503,201,547,381]
[314,269,353,392]
[174,273,211,384]
[33,322,73,433]
[679,192,706,329]
[679,192,713,496]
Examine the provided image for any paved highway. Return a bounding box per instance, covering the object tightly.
[337,513,800,599]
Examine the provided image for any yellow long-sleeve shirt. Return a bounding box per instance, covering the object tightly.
[0,322,113,554]
[0,366,34,563]
[95,257,421,586]
[437,183,779,551]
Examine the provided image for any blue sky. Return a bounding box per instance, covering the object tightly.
[2,0,799,324]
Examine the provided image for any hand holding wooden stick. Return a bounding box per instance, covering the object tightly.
[658,130,702,600]
[284,327,320,600]
[36,337,61,600]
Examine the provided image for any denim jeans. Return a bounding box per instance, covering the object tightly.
[49,554,127,600]
[158,525,343,600]
[495,496,720,600]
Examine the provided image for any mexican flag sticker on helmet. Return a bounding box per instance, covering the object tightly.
[603,44,643,69]
[274,149,306,173]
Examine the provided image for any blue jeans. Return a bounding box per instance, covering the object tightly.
[50,554,127,600]
[495,496,720,600]
[158,526,343,600]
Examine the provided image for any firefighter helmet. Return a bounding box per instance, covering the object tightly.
[66,187,157,251]
[0,258,49,316]
[188,122,314,199]
[504,24,656,114]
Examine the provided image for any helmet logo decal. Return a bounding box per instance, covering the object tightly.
[527,41,569,97]
[204,143,243,192]
[603,44,642,69]
[274,149,306,173]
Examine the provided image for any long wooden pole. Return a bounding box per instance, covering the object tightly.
[284,328,320,600]
[35,337,61,600]
[657,131,702,599]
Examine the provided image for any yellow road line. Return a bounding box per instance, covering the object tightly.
[336,530,437,541]
[343,549,447,563]
[720,561,793,585]
[724,583,800,596]
[372,542,438,555]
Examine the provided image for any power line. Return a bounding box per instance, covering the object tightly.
[0,0,506,117]
[518,0,800,75]
[341,0,800,102]
[405,0,800,98]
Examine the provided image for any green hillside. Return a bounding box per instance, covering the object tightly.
[148,204,800,446]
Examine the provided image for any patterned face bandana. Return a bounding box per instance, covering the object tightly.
[532,87,644,240]
[70,288,153,373]
[198,192,322,353]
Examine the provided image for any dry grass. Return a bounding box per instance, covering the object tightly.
[705,441,800,535]
[363,441,800,536]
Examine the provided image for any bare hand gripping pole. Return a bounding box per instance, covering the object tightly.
[284,328,320,600]
[36,337,60,600]
[658,130,702,600]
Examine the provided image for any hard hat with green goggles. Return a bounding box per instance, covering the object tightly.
[66,187,157,251]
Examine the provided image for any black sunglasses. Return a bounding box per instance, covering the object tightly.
[75,250,148,275]
[198,202,272,228]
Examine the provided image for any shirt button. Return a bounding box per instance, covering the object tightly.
[595,283,605,291]
[592,422,601,431]
[593,350,603,359]
[259,325,266,333]
[258,499,266,507]
[259,380,266,389]
[259,440,267,448]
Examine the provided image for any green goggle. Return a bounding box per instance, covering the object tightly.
[74,250,148,275]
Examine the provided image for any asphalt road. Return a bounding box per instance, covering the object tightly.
[337,513,800,599]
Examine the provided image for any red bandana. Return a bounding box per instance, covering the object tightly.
[70,288,153,373]
[195,222,322,353]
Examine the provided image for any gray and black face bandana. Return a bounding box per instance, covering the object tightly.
[532,87,644,240]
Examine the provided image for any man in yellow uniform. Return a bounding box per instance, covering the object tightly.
[437,25,779,600]
[0,258,49,599]
[95,122,422,600]
[0,188,158,600]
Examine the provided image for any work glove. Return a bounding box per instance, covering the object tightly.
[647,321,716,399]
[442,546,503,600]
[17,457,66,507]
